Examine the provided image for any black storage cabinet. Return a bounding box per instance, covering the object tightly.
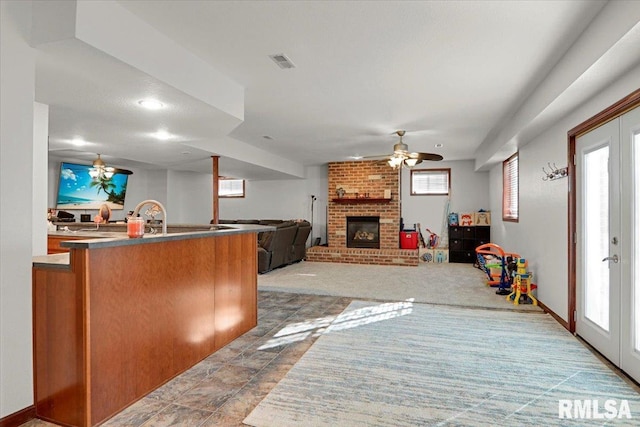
[449,226,490,263]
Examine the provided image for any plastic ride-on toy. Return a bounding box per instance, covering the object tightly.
[475,243,519,296]
[506,258,538,305]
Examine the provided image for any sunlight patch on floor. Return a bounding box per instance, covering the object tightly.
[258,299,414,350]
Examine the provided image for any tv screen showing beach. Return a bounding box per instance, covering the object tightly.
[56,162,130,210]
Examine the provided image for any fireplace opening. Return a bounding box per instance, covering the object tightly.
[347,216,380,249]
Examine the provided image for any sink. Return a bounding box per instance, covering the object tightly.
[164,225,233,233]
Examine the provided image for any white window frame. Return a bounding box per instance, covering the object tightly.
[219,178,245,198]
[410,168,451,196]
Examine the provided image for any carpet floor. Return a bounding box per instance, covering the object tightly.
[259,261,542,311]
[244,300,640,426]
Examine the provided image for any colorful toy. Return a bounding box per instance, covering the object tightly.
[460,213,473,226]
[475,243,520,295]
[434,249,448,263]
[424,228,440,248]
[475,211,491,225]
[507,258,538,305]
[420,250,433,262]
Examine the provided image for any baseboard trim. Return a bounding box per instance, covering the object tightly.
[538,300,570,331]
[0,406,36,427]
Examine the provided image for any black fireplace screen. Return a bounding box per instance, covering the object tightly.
[346,216,380,249]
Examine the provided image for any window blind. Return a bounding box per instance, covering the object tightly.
[503,153,519,221]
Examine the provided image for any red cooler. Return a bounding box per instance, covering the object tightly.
[400,231,418,249]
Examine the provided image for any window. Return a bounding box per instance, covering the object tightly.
[503,153,519,221]
[410,169,450,195]
[219,178,245,198]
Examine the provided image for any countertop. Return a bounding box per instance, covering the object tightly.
[33,253,71,269]
[37,224,273,267]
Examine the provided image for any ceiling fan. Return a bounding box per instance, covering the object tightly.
[89,153,133,179]
[365,130,443,169]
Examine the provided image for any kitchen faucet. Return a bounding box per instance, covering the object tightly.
[131,200,167,235]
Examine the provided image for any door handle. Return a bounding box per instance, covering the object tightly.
[602,255,619,263]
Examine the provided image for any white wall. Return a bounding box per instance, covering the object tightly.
[219,179,307,219]
[400,160,490,236]
[167,170,213,224]
[1,0,36,416]
[219,165,329,244]
[305,165,329,245]
[33,102,49,256]
[489,64,640,322]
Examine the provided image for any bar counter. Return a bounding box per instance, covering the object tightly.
[43,223,269,257]
[33,224,271,426]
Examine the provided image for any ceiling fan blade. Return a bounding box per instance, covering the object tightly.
[411,152,443,161]
[361,154,391,159]
[113,167,133,175]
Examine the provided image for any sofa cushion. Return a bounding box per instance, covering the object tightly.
[288,220,311,263]
[268,222,299,269]
[257,246,271,274]
[259,230,274,249]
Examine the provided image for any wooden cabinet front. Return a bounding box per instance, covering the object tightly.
[34,232,258,426]
[47,235,86,254]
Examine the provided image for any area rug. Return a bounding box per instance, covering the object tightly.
[244,301,640,426]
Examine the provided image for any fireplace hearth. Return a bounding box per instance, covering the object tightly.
[347,216,380,249]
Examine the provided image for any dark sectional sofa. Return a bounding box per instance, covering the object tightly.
[215,219,311,273]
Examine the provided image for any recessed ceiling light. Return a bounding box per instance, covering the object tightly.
[435,143,443,148]
[138,99,164,110]
[349,156,363,160]
[152,130,172,140]
[70,138,87,146]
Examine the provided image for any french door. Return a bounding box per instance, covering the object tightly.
[575,106,640,382]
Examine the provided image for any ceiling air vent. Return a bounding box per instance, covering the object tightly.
[269,53,296,69]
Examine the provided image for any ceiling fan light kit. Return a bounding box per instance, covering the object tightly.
[404,158,419,167]
[89,154,115,179]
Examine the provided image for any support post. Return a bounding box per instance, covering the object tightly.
[212,156,219,224]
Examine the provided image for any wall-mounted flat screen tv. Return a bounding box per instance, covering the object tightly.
[56,162,131,210]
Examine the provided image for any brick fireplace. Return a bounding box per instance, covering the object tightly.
[306,160,418,266]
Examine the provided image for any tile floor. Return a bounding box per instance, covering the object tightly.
[23,291,352,427]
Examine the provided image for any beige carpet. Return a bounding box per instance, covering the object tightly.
[258,261,542,311]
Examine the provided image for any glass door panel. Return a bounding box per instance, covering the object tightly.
[583,146,610,331]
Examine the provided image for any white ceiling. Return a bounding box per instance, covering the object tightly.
[38,0,617,180]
